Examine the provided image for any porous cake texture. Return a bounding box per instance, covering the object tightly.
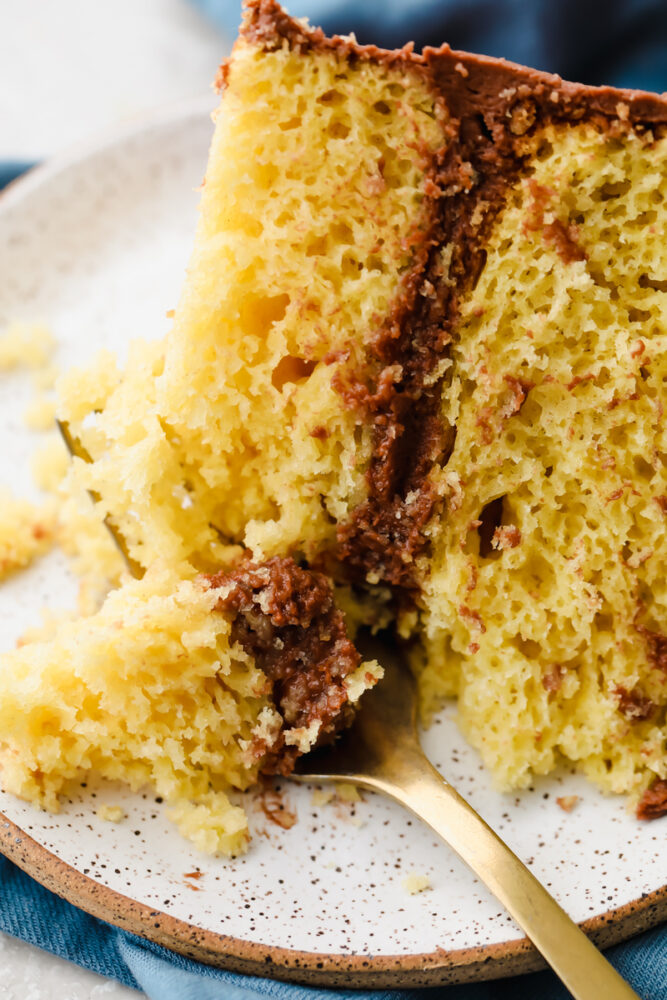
[57,36,446,573]
[0,568,255,855]
[420,124,667,800]
[0,561,378,854]
[1,0,666,843]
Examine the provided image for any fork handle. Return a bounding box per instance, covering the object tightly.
[368,747,640,1000]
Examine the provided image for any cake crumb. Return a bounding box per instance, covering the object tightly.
[31,436,69,491]
[311,787,335,807]
[346,815,365,828]
[345,658,382,702]
[556,795,580,813]
[97,804,126,823]
[402,871,431,895]
[636,778,667,820]
[0,322,55,370]
[492,525,521,550]
[0,489,56,580]
[335,782,362,803]
[283,719,321,753]
[24,395,57,432]
[32,364,60,391]
[16,606,77,647]
[626,547,653,569]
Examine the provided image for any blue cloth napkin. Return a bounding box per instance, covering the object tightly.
[2,0,667,991]
[0,160,35,191]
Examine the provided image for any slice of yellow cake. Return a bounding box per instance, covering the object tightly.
[3,0,666,839]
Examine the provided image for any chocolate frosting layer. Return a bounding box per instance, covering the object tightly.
[209,557,361,775]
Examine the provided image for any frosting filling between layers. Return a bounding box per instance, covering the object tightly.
[303,10,667,598]
[210,556,376,775]
[238,2,667,604]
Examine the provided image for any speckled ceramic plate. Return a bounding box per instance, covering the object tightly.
[0,98,664,989]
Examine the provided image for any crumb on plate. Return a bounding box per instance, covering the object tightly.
[402,871,431,895]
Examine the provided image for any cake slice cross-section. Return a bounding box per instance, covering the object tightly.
[3,0,666,845]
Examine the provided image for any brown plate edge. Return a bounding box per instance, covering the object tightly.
[0,810,664,989]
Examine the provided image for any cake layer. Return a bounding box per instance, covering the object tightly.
[48,0,667,818]
[59,23,446,574]
[417,122,667,806]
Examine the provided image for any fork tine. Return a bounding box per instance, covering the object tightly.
[56,418,144,579]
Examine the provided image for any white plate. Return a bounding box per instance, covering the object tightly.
[0,98,664,989]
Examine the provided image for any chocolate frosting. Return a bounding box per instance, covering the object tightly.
[637,778,667,820]
[209,557,361,775]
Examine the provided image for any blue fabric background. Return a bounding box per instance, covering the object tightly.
[193,0,667,92]
[2,1,666,996]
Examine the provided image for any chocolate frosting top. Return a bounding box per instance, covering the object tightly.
[426,43,667,140]
[241,0,667,127]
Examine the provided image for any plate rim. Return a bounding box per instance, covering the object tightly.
[0,100,665,989]
[0,92,215,212]
[1,813,665,988]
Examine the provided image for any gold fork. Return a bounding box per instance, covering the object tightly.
[58,419,640,999]
[294,632,640,1000]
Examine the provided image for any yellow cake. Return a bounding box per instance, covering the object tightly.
[0,560,380,854]
[1,0,666,847]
